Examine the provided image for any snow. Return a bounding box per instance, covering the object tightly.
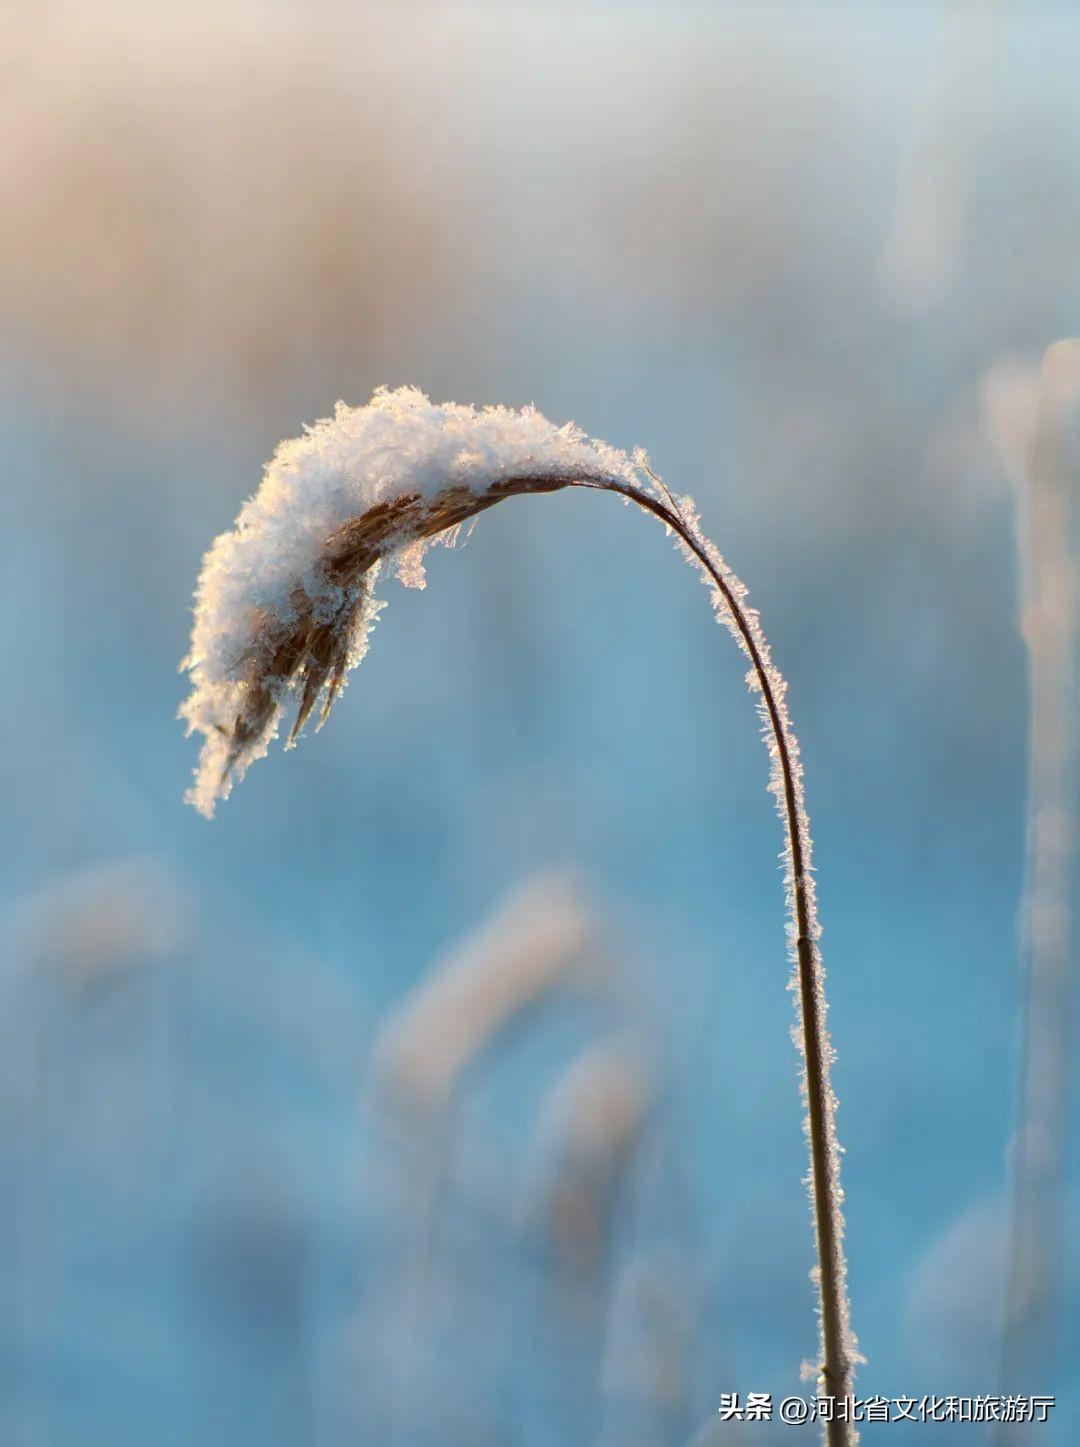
[179,387,638,815]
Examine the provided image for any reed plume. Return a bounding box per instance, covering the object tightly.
[180,386,859,1438]
[522,1041,651,1272]
[369,869,604,1121]
[982,341,1079,1424]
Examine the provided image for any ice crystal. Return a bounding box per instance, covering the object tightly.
[180,387,636,815]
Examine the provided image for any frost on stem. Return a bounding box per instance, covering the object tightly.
[180,387,637,816]
[647,486,860,1404]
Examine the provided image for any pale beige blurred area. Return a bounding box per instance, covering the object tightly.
[6,0,1069,434]
[369,868,609,1119]
[0,3,471,410]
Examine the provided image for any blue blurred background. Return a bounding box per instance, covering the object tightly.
[2,2,1078,1443]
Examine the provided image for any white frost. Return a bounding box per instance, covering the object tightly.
[180,387,638,815]
[178,384,860,1411]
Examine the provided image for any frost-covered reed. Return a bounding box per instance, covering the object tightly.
[181,386,859,1436]
[368,868,604,1121]
[181,389,642,815]
[9,857,184,996]
[521,1041,651,1271]
[981,342,1079,1415]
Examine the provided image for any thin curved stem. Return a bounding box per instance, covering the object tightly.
[186,443,858,1439]
[572,477,857,1443]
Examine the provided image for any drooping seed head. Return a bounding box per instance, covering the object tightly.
[179,387,641,815]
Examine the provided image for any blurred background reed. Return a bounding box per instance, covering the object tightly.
[2,2,1078,1443]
